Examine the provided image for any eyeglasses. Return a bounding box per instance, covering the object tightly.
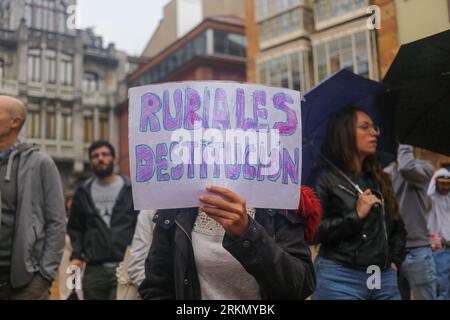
[357,123,380,135]
[90,151,112,160]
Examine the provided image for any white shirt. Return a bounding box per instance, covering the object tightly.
[191,208,261,300]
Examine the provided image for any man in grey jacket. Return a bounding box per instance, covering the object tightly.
[385,144,437,300]
[0,96,66,299]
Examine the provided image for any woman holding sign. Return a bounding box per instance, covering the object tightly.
[138,186,319,300]
[309,106,406,300]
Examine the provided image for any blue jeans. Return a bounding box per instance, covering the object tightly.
[399,246,437,300]
[312,257,400,300]
[433,248,450,300]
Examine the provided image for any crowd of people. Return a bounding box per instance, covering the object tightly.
[0,95,449,300]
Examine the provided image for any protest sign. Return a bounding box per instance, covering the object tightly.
[129,81,302,209]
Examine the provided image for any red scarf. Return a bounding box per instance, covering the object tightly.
[297,186,322,245]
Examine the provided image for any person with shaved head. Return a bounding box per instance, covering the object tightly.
[0,96,65,299]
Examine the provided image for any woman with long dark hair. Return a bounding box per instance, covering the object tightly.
[309,106,406,300]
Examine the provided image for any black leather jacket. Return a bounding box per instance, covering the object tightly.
[310,164,406,271]
[139,208,316,300]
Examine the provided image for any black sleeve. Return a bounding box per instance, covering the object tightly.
[67,188,86,261]
[388,217,407,270]
[312,170,363,244]
[138,214,175,300]
[223,212,316,300]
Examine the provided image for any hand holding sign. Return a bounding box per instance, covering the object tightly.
[199,186,249,238]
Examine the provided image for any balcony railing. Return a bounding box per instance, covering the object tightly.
[26,82,76,100]
[26,140,76,159]
[0,79,19,96]
[82,91,109,106]
[27,82,44,96]
[0,29,17,44]
[46,84,58,98]
[60,86,75,100]
[84,46,111,57]
[84,46,119,68]
[315,0,369,30]
[84,46,118,65]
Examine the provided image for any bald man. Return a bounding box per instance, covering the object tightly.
[0,96,65,300]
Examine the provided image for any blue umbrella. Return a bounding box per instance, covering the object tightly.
[301,69,396,185]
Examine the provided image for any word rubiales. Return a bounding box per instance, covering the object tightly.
[134,85,301,184]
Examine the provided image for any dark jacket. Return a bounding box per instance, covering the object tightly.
[139,208,316,300]
[1,143,65,288]
[310,163,406,271]
[67,176,138,264]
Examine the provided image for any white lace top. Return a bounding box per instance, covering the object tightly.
[191,208,261,300]
[193,208,256,236]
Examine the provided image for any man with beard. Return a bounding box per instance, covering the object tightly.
[427,168,450,300]
[68,141,138,300]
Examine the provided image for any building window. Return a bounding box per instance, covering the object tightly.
[25,0,66,33]
[84,116,94,143]
[329,39,340,73]
[27,109,41,139]
[355,31,369,78]
[213,31,246,57]
[258,62,268,86]
[125,62,138,74]
[83,72,99,92]
[315,0,368,23]
[43,0,55,31]
[341,36,353,72]
[316,43,327,82]
[270,56,289,88]
[135,31,208,85]
[259,8,304,42]
[331,0,340,17]
[46,109,56,140]
[314,30,372,83]
[258,51,306,91]
[317,0,327,21]
[28,49,41,82]
[99,111,109,140]
[60,54,73,86]
[57,1,67,34]
[276,0,285,11]
[61,109,72,141]
[291,53,301,91]
[355,0,367,9]
[45,49,56,84]
[255,0,304,20]
[25,3,32,26]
